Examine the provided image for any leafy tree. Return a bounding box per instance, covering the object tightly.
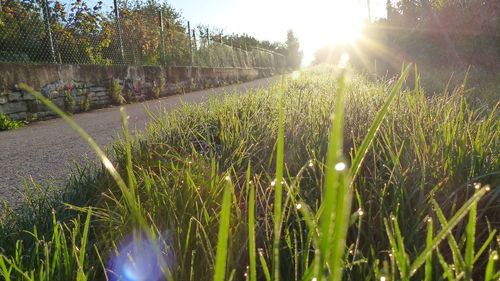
[285,30,302,69]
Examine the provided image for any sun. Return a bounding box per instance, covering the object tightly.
[325,3,365,45]
[330,14,364,44]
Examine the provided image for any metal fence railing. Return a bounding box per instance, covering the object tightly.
[0,0,286,69]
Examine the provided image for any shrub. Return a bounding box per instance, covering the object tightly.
[62,86,76,113]
[81,92,92,112]
[0,113,27,130]
[108,78,125,105]
[124,88,135,103]
[151,77,166,99]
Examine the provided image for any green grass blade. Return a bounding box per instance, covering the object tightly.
[317,69,350,281]
[349,64,412,181]
[76,209,92,281]
[213,177,233,281]
[436,249,454,281]
[409,188,488,277]
[433,198,466,272]
[273,75,285,281]
[484,251,498,281]
[120,108,138,200]
[384,218,409,280]
[425,218,433,281]
[93,245,109,281]
[248,164,257,281]
[0,255,12,281]
[464,193,477,279]
[259,249,272,281]
[474,230,497,263]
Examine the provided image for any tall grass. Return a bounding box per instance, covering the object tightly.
[0,64,498,281]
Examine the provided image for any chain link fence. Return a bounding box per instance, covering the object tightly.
[0,0,286,68]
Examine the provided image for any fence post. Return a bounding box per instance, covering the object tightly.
[192,29,197,66]
[159,10,167,66]
[114,0,125,64]
[187,21,193,65]
[41,0,57,64]
[206,28,213,67]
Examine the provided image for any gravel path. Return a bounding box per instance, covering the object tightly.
[0,76,279,206]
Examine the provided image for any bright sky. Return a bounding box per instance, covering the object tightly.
[167,0,388,64]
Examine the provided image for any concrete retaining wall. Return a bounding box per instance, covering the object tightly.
[0,63,275,121]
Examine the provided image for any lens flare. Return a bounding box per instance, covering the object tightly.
[107,232,175,281]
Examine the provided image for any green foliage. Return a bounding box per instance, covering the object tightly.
[285,30,303,69]
[62,88,76,113]
[80,92,92,112]
[124,89,135,103]
[341,0,499,75]
[1,66,498,281]
[151,77,166,99]
[108,79,125,105]
[0,0,285,68]
[0,113,26,130]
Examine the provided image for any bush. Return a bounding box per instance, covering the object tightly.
[0,113,27,130]
[80,92,92,112]
[108,79,125,105]
[62,87,76,113]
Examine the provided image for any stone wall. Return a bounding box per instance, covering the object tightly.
[0,63,275,121]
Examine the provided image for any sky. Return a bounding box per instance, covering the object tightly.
[167,0,388,64]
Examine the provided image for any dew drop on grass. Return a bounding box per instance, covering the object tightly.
[296,203,302,210]
[358,209,364,216]
[474,183,481,189]
[380,276,386,281]
[258,248,264,256]
[485,185,491,191]
[308,160,313,167]
[311,278,317,281]
[335,162,346,171]
[271,180,276,186]
[225,175,231,181]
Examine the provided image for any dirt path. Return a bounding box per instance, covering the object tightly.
[0,76,280,206]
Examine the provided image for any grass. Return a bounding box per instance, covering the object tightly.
[0,64,498,281]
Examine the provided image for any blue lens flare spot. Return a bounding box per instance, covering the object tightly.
[107,232,175,281]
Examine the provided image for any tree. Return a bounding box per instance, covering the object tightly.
[312,45,335,65]
[285,30,302,70]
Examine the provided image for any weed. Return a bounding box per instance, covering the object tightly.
[62,86,76,113]
[0,113,27,130]
[81,92,92,112]
[108,78,125,105]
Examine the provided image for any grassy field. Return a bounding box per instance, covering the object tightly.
[1,65,498,281]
